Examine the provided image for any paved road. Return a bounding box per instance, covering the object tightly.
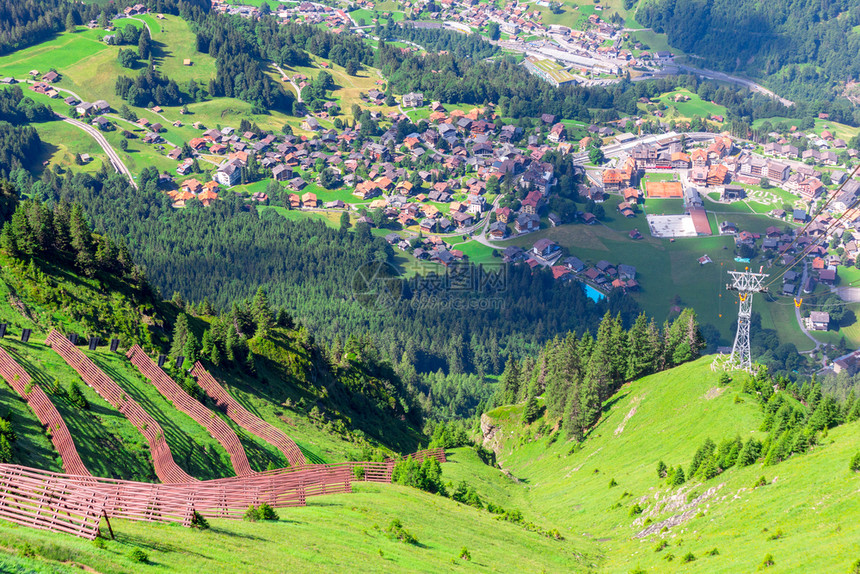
[127,16,152,36]
[274,64,304,103]
[793,263,825,360]
[633,64,794,107]
[59,114,138,188]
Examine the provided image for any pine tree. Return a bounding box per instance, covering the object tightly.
[65,11,77,32]
[578,363,603,435]
[200,330,213,357]
[52,202,71,253]
[10,207,33,256]
[544,333,577,420]
[210,342,222,366]
[182,330,199,364]
[647,319,665,372]
[671,465,685,486]
[522,396,541,424]
[138,29,151,60]
[251,287,273,337]
[587,321,613,403]
[848,395,860,422]
[69,204,94,275]
[626,313,653,380]
[0,224,18,258]
[498,358,521,405]
[170,314,192,360]
[200,298,215,316]
[244,349,256,374]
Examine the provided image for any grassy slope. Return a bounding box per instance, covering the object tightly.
[87,349,237,480]
[2,338,157,481]
[0,254,414,479]
[0,482,588,573]
[477,356,860,573]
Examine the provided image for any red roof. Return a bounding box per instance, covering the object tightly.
[551,266,570,280]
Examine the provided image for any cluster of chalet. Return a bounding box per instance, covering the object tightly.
[384,233,467,267]
[502,244,639,291]
[212,0,352,31]
[167,178,220,207]
[419,0,550,37]
[410,0,648,78]
[164,100,572,240]
[607,135,734,189]
[720,215,853,294]
[609,130,857,213]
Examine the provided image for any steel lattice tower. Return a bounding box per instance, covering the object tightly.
[726,269,768,371]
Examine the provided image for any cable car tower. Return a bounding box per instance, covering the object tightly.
[724,268,768,372]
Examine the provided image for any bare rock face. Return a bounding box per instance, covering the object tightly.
[481,413,502,455]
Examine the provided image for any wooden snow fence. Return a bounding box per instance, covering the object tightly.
[0,466,102,539]
[0,345,91,477]
[126,346,253,477]
[45,331,195,484]
[190,362,306,467]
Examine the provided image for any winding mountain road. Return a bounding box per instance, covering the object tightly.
[14,78,137,186]
[58,114,138,188]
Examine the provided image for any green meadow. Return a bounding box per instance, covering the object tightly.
[479,356,860,573]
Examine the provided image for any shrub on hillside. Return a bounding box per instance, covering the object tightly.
[128,548,148,563]
[758,553,775,569]
[391,457,446,496]
[850,452,860,473]
[67,381,88,410]
[190,511,209,530]
[244,505,260,522]
[386,519,418,544]
[451,480,483,509]
[258,503,279,521]
[682,552,696,563]
[244,504,278,522]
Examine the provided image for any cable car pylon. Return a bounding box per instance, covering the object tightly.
[713,268,769,373]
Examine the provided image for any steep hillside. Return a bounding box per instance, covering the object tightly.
[472,357,860,572]
[0,482,588,573]
[0,206,422,480]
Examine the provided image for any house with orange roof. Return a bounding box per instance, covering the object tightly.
[198,187,218,206]
[189,138,208,150]
[228,151,249,166]
[353,181,380,200]
[671,152,691,168]
[301,192,318,207]
[707,164,729,186]
[180,178,203,194]
[690,148,709,167]
[622,187,642,203]
[375,176,394,191]
[396,180,414,194]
